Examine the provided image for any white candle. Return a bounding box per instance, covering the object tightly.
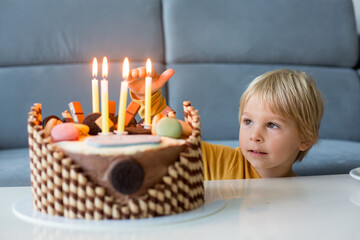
[101,56,109,134]
[117,57,129,132]
[92,58,99,113]
[145,58,152,125]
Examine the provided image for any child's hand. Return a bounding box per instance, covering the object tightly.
[128,67,174,99]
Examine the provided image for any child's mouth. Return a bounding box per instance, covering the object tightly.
[248,150,267,156]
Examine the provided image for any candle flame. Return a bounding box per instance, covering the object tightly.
[102,56,108,79]
[146,58,152,77]
[122,57,129,80]
[92,58,98,78]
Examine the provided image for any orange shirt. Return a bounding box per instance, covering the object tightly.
[201,141,260,180]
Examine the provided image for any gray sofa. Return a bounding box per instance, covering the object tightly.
[1,0,360,186]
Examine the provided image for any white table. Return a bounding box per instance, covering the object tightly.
[1,174,359,240]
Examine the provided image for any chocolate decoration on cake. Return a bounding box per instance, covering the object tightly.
[84,113,119,135]
[109,159,144,194]
[107,115,116,125]
[83,113,102,135]
[125,101,140,126]
[118,115,137,127]
[138,116,155,125]
[125,125,151,135]
[42,115,60,128]
[62,110,74,123]
[68,102,85,124]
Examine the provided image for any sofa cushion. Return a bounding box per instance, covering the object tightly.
[207,139,360,176]
[163,0,358,67]
[167,63,360,141]
[0,63,166,149]
[0,148,30,187]
[293,139,360,176]
[0,0,164,66]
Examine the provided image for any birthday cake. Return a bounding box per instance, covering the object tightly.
[27,101,204,220]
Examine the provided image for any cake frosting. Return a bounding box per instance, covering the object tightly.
[56,135,187,202]
[27,102,204,220]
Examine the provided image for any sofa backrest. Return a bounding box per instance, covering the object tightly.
[0,0,166,149]
[164,0,358,67]
[0,0,164,66]
[164,0,360,141]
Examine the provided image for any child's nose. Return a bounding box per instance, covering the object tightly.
[250,127,264,143]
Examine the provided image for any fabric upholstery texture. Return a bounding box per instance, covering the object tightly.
[163,0,358,67]
[0,0,164,66]
[0,148,30,187]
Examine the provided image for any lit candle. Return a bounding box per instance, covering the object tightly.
[92,58,99,113]
[117,57,129,133]
[101,56,109,134]
[145,58,152,125]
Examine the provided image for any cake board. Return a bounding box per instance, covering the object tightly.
[13,195,226,231]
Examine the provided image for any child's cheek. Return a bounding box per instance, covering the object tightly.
[239,129,246,148]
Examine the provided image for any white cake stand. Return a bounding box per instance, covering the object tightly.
[13,195,226,231]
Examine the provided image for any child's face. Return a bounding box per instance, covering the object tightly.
[239,97,308,177]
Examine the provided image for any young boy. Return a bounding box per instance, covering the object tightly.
[127,68,324,179]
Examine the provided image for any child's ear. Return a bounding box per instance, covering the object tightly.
[299,141,312,151]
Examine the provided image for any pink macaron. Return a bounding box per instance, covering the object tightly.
[51,123,80,142]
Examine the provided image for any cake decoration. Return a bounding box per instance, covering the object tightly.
[68,102,85,124]
[82,113,102,135]
[151,113,165,135]
[161,106,176,117]
[95,115,115,132]
[108,100,116,120]
[50,123,80,142]
[44,117,61,137]
[85,134,161,147]
[41,115,60,128]
[178,119,193,138]
[27,101,204,220]
[109,159,145,195]
[124,101,141,127]
[155,117,182,139]
[61,110,74,123]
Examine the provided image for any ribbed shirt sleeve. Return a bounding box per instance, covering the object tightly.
[201,141,260,180]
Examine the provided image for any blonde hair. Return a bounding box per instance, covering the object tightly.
[239,69,325,161]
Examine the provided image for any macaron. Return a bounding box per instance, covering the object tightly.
[155,117,182,139]
[51,123,80,142]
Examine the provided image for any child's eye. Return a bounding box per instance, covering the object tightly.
[242,119,252,125]
[267,122,279,129]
